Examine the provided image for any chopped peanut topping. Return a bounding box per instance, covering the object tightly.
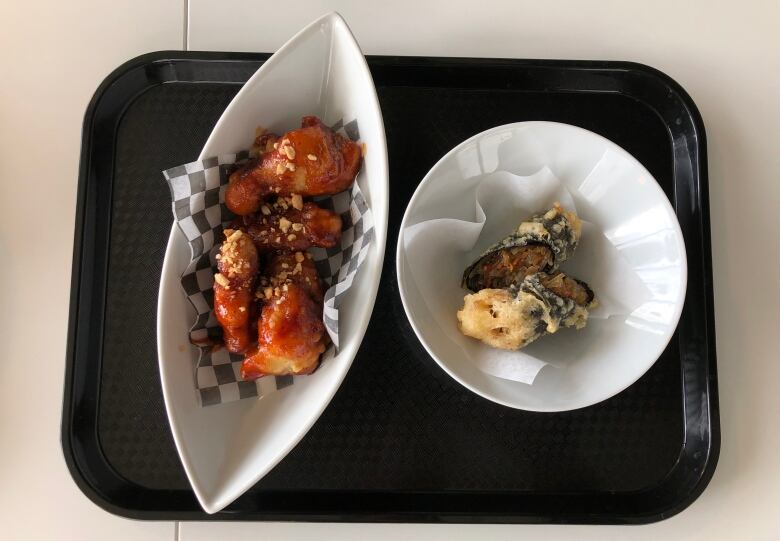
[291,193,303,210]
[214,273,230,288]
[279,217,291,233]
[219,229,250,277]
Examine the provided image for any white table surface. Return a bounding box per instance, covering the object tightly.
[2,0,778,539]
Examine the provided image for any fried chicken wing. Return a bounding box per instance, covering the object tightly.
[236,196,342,252]
[260,251,324,301]
[241,283,327,379]
[213,229,259,354]
[225,116,362,215]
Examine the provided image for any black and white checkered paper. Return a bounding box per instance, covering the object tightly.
[162,120,373,407]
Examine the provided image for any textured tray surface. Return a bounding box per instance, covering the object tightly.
[98,80,683,494]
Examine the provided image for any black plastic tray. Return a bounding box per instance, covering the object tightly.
[62,52,718,523]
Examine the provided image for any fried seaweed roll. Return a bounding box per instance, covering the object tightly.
[462,203,582,291]
[457,271,596,350]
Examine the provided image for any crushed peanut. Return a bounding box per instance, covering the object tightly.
[264,287,273,299]
[238,306,246,312]
[214,273,230,288]
[278,217,292,233]
[260,205,271,215]
[294,251,305,263]
[281,263,289,269]
[292,223,303,232]
[285,162,296,171]
[275,163,286,175]
[307,154,317,161]
[219,229,249,277]
[287,233,297,241]
[291,193,303,210]
[293,262,302,275]
[283,145,296,160]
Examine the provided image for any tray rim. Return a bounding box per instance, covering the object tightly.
[61,50,719,524]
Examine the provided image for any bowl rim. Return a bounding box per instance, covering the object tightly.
[395,120,688,412]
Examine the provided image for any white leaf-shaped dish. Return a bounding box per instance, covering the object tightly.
[156,12,388,514]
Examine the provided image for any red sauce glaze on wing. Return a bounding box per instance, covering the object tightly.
[241,283,326,379]
[237,198,342,252]
[212,229,259,354]
[225,116,362,215]
[262,252,324,301]
[211,115,359,377]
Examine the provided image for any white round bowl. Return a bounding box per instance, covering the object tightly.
[396,121,687,412]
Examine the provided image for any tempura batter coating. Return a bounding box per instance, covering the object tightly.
[457,272,597,350]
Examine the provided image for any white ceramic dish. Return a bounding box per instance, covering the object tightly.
[397,121,686,412]
[157,12,387,514]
